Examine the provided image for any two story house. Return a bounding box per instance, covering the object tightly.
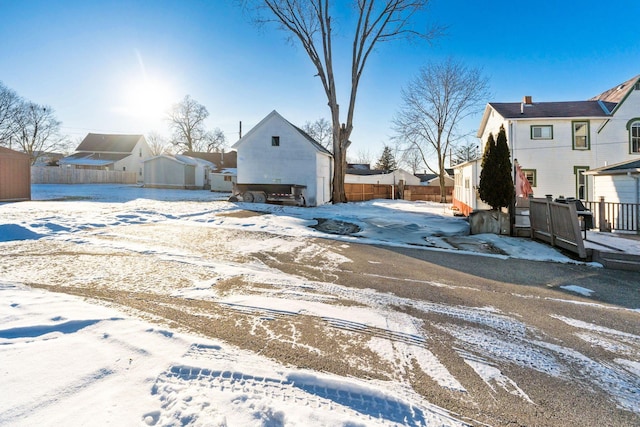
[60,133,152,183]
[454,74,640,215]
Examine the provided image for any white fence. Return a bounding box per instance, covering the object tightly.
[31,167,137,184]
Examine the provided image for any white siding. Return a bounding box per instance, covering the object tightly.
[593,175,639,204]
[234,111,332,206]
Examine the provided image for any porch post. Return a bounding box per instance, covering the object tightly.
[598,196,607,232]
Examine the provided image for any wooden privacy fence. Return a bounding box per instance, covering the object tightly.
[345,183,392,201]
[529,197,587,258]
[345,183,453,202]
[31,167,137,184]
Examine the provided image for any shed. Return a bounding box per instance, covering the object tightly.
[143,154,216,189]
[232,110,333,206]
[0,147,31,201]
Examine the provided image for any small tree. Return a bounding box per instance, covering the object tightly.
[478,125,514,210]
[374,146,398,170]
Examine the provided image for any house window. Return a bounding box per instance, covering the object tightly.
[139,148,142,157]
[272,136,280,147]
[531,125,553,140]
[522,169,536,187]
[572,121,590,150]
[139,168,142,176]
[224,175,233,182]
[631,121,640,153]
[574,166,589,200]
[123,166,126,171]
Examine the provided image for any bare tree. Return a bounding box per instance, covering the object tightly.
[302,118,332,151]
[396,145,424,174]
[146,131,171,156]
[0,82,22,146]
[167,95,210,152]
[246,0,440,203]
[13,102,63,165]
[203,128,227,153]
[451,139,479,166]
[394,58,490,202]
[347,148,372,166]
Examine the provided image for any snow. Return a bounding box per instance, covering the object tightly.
[560,285,595,296]
[1,184,638,426]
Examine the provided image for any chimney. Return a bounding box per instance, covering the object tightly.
[521,95,533,114]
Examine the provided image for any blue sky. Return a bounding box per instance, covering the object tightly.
[2,0,640,161]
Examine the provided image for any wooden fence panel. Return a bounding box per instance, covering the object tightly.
[530,198,586,258]
[345,183,453,203]
[31,167,137,184]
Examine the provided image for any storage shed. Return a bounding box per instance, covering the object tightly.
[0,147,31,201]
[143,154,215,189]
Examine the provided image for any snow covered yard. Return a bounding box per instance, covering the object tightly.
[1,184,639,426]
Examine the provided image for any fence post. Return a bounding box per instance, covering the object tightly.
[598,196,607,232]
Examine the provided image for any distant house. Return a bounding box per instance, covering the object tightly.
[183,151,238,192]
[454,74,640,216]
[232,110,333,206]
[59,133,152,183]
[584,158,640,204]
[346,164,420,186]
[143,154,215,189]
[0,147,30,201]
[415,170,454,187]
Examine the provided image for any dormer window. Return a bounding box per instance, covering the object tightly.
[272,136,280,147]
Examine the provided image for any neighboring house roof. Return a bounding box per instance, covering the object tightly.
[61,152,129,166]
[590,74,640,104]
[175,154,215,167]
[488,100,615,119]
[232,110,333,157]
[76,133,144,153]
[346,168,391,176]
[584,158,640,175]
[347,163,371,170]
[182,151,237,169]
[415,173,438,183]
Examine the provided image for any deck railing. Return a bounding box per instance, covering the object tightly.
[584,198,640,233]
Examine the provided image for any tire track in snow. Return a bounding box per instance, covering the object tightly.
[146,343,471,427]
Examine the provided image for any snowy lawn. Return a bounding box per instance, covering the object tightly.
[1,184,638,426]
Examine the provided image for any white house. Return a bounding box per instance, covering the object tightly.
[60,133,151,183]
[232,110,333,206]
[345,167,420,186]
[454,74,640,215]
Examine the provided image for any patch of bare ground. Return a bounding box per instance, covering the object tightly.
[215,210,265,218]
